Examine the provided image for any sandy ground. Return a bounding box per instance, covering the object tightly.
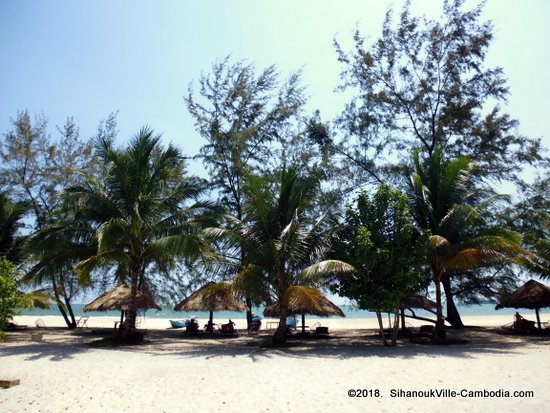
[1,314,549,413]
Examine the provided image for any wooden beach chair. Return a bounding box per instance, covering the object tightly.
[220,320,238,337]
[76,316,89,328]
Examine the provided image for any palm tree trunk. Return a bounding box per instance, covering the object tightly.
[64,295,77,329]
[124,264,139,331]
[273,299,288,345]
[51,276,72,328]
[246,297,253,329]
[442,277,464,328]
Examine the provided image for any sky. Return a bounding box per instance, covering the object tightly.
[1,0,549,180]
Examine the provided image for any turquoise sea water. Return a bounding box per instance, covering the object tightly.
[20,302,527,321]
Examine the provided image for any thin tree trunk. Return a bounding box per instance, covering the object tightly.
[434,277,446,339]
[240,244,253,330]
[390,308,400,346]
[442,276,464,328]
[375,311,389,346]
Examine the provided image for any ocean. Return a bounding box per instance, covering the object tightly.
[19,302,524,321]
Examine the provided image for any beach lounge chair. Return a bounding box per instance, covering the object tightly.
[220,320,238,337]
[310,322,329,336]
[185,319,200,334]
[4,322,27,331]
[502,313,538,333]
[248,315,262,334]
[409,324,435,343]
[76,316,89,328]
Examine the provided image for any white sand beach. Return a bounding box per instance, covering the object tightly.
[1,314,549,413]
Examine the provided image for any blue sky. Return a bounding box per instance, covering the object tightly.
[1,0,549,180]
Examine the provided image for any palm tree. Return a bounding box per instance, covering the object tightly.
[62,128,219,332]
[409,147,524,337]
[224,167,353,344]
[23,220,96,328]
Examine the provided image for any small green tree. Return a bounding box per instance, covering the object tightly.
[0,259,27,340]
[330,185,426,345]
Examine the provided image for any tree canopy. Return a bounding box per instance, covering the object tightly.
[312,0,545,190]
[329,184,427,345]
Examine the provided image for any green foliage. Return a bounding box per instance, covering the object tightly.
[63,127,220,329]
[0,259,26,334]
[321,0,544,190]
[408,148,525,331]
[0,192,29,263]
[186,57,306,219]
[227,167,353,341]
[499,171,550,279]
[330,184,427,313]
[0,110,96,229]
[0,110,101,327]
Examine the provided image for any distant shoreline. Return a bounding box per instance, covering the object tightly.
[12,312,528,332]
[18,302,529,320]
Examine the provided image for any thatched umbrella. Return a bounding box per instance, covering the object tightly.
[400,295,437,310]
[263,286,345,334]
[84,285,161,327]
[398,294,438,329]
[496,279,550,329]
[174,281,248,332]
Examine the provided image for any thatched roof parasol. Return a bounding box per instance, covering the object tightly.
[495,279,550,329]
[174,281,247,331]
[263,286,344,334]
[84,285,161,312]
[397,294,438,330]
[400,294,437,310]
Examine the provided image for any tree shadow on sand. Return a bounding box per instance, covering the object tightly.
[1,326,548,363]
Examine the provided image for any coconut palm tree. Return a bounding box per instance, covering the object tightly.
[23,219,96,328]
[409,147,524,337]
[223,167,354,344]
[62,127,219,331]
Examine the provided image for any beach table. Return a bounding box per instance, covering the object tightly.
[266,321,279,330]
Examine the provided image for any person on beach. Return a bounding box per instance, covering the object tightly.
[250,314,262,332]
[514,312,536,331]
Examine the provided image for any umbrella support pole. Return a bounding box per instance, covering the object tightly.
[302,313,306,335]
[536,309,542,330]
